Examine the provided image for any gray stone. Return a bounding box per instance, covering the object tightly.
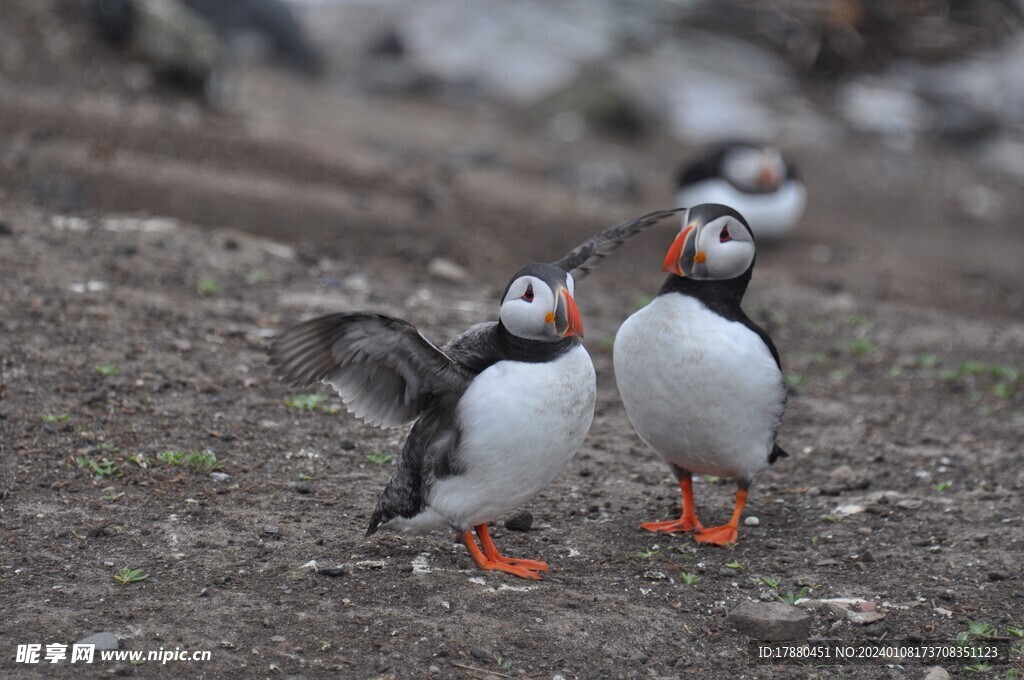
[504,511,533,532]
[427,258,468,283]
[727,601,811,641]
[923,667,950,680]
[76,632,120,651]
[822,465,870,494]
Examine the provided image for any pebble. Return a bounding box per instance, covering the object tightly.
[504,511,533,532]
[628,652,649,663]
[427,258,468,283]
[262,524,281,537]
[822,465,870,494]
[295,481,311,495]
[923,667,950,680]
[319,566,347,578]
[470,646,492,661]
[76,632,120,651]
[339,439,356,451]
[210,472,230,482]
[834,503,866,516]
[744,516,760,527]
[727,602,810,641]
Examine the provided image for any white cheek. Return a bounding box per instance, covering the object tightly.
[708,242,755,279]
[499,287,558,340]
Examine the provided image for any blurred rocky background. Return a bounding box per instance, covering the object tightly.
[1,0,1022,315]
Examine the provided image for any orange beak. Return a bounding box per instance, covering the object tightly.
[662,224,696,277]
[555,288,584,338]
[760,163,781,190]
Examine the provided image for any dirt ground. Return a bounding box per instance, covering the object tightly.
[2,2,1024,679]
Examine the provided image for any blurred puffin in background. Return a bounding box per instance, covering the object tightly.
[674,142,806,241]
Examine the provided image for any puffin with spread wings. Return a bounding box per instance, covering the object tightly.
[270,210,680,579]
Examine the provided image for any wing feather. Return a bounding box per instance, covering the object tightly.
[551,208,683,280]
[269,313,472,429]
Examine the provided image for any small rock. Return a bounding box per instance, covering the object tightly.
[339,439,356,451]
[427,258,468,283]
[210,472,230,482]
[295,481,311,495]
[171,338,192,352]
[628,652,649,663]
[847,610,886,625]
[77,632,119,651]
[834,503,866,516]
[262,524,280,537]
[727,601,811,641]
[923,666,950,680]
[822,465,870,494]
[988,571,1007,581]
[319,566,346,578]
[470,646,492,661]
[744,516,760,527]
[504,511,533,532]
[428,665,441,675]
[0,221,12,236]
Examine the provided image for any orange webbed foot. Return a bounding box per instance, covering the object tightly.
[640,516,703,534]
[463,525,549,580]
[478,560,544,580]
[493,555,549,571]
[694,523,739,546]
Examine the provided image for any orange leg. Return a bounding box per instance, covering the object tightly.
[694,487,747,546]
[476,524,549,571]
[461,525,547,580]
[641,476,703,534]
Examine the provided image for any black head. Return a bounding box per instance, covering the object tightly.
[499,263,583,341]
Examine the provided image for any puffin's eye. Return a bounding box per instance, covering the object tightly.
[719,226,732,243]
[522,284,534,302]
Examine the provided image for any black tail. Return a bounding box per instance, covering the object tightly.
[365,508,386,537]
[768,443,789,465]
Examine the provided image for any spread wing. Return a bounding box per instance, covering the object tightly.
[440,322,504,375]
[550,208,683,280]
[269,313,473,429]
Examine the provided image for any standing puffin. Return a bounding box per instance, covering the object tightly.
[613,204,788,546]
[674,142,806,241]
[270,210,680,579]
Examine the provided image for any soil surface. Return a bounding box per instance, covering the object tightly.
[2,2,1023,679]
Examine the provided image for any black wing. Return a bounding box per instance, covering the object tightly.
[441,322,505,374]
[269,313,473,429]
[550,208,683,280]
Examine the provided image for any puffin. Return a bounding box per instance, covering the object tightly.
[613,204,788,546]
[270,209,681,579]
[674,142,806,241]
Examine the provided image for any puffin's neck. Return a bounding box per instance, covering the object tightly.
[496,322,578,363]
[657,267,752,317]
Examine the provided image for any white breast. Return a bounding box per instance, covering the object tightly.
[427,344,596,530]
[613,294,785,481]
[676,179,806,240]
